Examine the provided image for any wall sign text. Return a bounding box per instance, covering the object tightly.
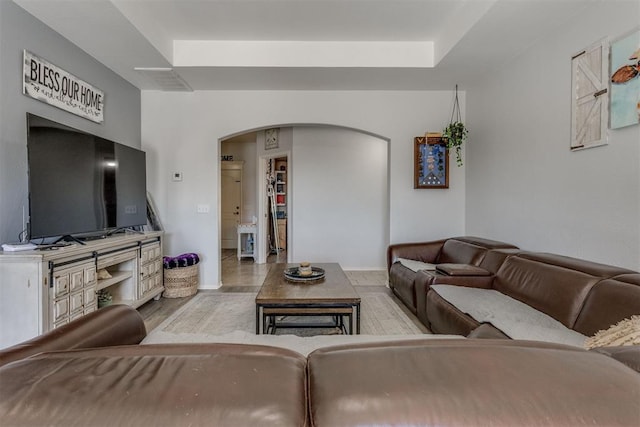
[23,50,105,123]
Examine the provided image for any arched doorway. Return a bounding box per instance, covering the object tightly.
[219,124,389,287]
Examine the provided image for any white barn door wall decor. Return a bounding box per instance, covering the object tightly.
[571,39,609,151]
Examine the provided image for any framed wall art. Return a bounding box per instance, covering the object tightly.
[265,128,279,149]
[610,27,640,129]
[570,39,609,150]
[414,134,449,189]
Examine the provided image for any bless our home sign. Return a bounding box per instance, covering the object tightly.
[23,50,105,123]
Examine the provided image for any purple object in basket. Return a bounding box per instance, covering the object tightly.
[163,253,200,269]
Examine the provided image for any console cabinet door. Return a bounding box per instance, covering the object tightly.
[50,260,97,329]
[139,242,163,300]
[84,284,97,311]
[53,273,70,299]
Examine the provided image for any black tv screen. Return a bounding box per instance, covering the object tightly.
[27,114,147,239]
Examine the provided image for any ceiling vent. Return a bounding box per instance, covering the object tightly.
[134,67,193,92]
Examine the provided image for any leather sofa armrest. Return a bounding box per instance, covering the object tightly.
[0,304,147,367]
[415,271,495,327]
[436,263,491,276]
[467,323,510,339]
[589,345,640,373]
[387,239,446,272]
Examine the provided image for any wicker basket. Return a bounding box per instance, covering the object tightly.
[163,264,199,298]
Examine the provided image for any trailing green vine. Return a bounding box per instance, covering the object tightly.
[443,85,469,166]
[443,121,468,167]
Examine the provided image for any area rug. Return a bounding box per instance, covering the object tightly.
[141,292,447,355]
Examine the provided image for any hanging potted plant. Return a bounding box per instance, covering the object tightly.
[442,85,469,166]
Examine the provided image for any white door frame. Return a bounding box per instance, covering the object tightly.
[257,151,291,264]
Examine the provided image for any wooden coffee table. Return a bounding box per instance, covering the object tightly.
[255,263,361,335]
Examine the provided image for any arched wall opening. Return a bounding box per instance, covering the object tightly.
[219,124,391,284]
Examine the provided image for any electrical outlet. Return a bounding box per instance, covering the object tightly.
[197,204,210,213]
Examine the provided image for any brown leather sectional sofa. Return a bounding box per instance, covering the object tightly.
[387,236,519,314]
[1,304,639,426]
[388,236,640,347]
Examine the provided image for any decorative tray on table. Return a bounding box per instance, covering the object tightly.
[284,266,325,283]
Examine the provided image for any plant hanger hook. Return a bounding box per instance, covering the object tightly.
[450,84,462,124]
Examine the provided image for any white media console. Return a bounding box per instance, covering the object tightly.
[0,231,163,348]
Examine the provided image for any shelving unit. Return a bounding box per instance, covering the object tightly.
[273,158,287,250]
[96,271,134,291]
[96,249,138,307]
[275,169,287,219]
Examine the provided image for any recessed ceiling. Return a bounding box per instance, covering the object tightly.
[13,0,597,90]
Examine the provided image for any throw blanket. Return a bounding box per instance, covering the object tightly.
[163,253,200,269]
[397,258,436,272]
[431,285,587,348]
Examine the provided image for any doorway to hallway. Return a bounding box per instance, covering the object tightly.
[219,124,388,288]
[267,156,288,256]
[220,161,243,249]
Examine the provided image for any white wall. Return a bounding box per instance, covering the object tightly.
[291,126,388,269]
[0,1,141,244]
[466,1,640,270]
[142,90,466,287]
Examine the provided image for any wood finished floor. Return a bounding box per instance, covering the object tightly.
[138,249,429,333]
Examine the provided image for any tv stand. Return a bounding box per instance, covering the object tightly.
[0,231,164,348]
[55,235,87,245]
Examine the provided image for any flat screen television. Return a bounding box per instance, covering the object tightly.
[27,113,147,240]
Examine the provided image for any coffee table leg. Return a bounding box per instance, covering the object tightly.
[348,312,353,335]
[356,303,360,334]
[270,315,277,335]
[264,313,269,334]
[256,305,261,334]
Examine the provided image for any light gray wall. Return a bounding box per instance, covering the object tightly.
[291,126,388,269]
[0,1,141,244]
[466,1,640,270]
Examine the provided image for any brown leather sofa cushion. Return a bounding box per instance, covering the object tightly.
[589,345,640,373]
[573,274,640,336]
[516,252,635,277]
[0,304,147,368]
[387,239,445,270]
[493,254,603,328]
[426,289,481,335]
[308,339,640,426]
[435,239,487,264]
[436,237,518,265]
[388,261,420,312]
[0,343,308,427]
[415,270,494,327]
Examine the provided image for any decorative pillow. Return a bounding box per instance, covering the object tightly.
[584,315,640,349]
